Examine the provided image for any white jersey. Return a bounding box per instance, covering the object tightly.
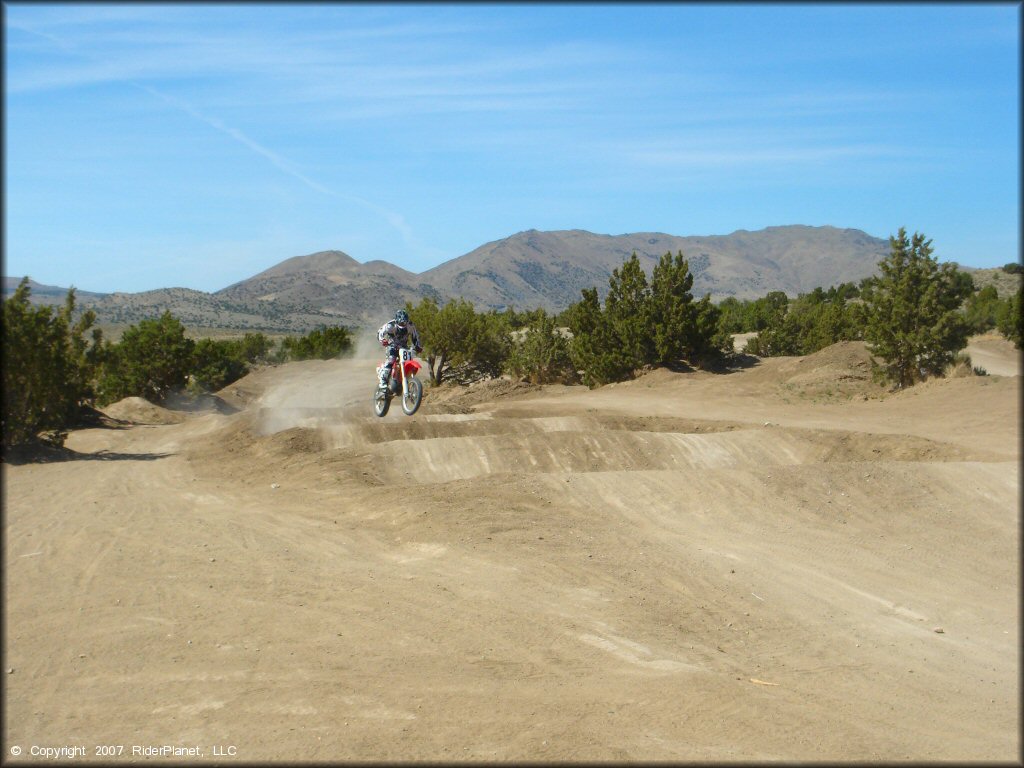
[378,320,421,351]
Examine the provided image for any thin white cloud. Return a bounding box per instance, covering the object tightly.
[138,85,432,256]
[8,13,432,257]
[629,143,912,169]
[132,84,333,196]
[7,6,629,120]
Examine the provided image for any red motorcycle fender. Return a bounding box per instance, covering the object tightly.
[403,359,421,376]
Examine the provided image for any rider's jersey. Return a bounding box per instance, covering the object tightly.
[378,320,421,351]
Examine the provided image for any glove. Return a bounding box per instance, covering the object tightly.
[381,338,389,347]
[414,346,423,354]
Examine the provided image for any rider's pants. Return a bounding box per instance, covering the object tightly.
[380,344,400,386]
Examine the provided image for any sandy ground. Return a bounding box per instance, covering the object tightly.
[966,332,1022,377]
[3,338,1020,762]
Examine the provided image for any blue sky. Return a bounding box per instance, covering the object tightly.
[4,2,1020,293]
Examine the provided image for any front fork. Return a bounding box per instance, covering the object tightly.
[399,349,409,401]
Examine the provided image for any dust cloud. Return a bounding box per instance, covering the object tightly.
[252,327,385,437]
[252,306,431,443]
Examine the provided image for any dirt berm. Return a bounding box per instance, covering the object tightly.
[4,340,1019,761]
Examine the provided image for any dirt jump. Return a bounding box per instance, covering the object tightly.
[4,338,1019,762]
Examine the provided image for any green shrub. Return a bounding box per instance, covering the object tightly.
[191,338,249,392]
[278,325,353,361]
[565,251,721,385]
[467,310,513,379]
[566,287,634,387]
[506,310,576,384]
[963,284,1001,334]
[995,286,1021,348]
[95,311,195,405]
[404,298,512,385]
[861,228,971,388]
[2,280,99,448]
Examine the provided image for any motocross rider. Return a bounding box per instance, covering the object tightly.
[377,309,422,391]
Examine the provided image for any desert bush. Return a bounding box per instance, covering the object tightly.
[408,297,473,385]
[750,291,790,332]
[498,306,548,331]
[566,287,634,387]
[994,285,1021,348]
[505,310,576,384]
[566,251,721,386]
[649,251,725,363]
[604,252,654,370]
[750,290,867,358]
[234,332,273,363]
[2,280,100,448]
[466,309,513,379]
[860,228,971,388]
[714,290,812,337]
[95,311,195,405]
[963,284,1001,334]
[191,338,250,392]
[278,325,352,361]
[715,297,748,335]
[405,297,513,385]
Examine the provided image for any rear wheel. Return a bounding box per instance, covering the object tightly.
[401,376,422,415]
[373,387,390,417]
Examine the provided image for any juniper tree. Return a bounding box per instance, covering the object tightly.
[604,252,653,370]
[995,285,1022,348]
[860,228,970,388]
[506,309,575,384]
[648,251,696,365]
[280,325,352,361]
[2,280,99,447]
[566,287,633,387]
[412,298,476,385]
[97,311,195,404]
[963,284,1001,334]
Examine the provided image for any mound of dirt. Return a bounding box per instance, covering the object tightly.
[163,391,239,415]
[266,426,326,454]
[426,377,542,412]
[101,397,185,425]
[759,341,883,401]
[215,364,282,409]
[799,427,1000,463]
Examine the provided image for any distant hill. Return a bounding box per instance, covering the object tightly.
[12,225,1006,334]
[2,277,108,307]
[215,250,443,327]
[214,225,891,327]
[89,287,341,332]
[956,264,1022,299]
[415,226,888,311]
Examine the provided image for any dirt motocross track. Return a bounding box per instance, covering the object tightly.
[4,337,1020,762]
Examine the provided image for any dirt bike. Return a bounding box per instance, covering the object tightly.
[374,346,423,417]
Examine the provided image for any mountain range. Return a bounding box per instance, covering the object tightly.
[6,225,903,332]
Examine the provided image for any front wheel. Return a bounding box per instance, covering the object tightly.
[373,387,390,417]
[401,376,422,416]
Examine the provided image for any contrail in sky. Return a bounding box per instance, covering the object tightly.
[9,16,422,251]
[131,83,335,196]
[132,83,425,253]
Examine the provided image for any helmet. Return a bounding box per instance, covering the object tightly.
[394,309,409,326]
